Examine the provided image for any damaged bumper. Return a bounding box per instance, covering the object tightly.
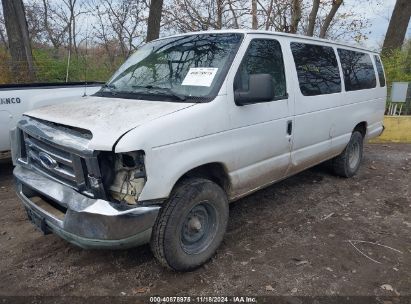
[14,165,160,249]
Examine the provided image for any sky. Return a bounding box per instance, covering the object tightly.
[355,0,411,50]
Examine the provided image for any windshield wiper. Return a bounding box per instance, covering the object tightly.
[101,83,118,95]
[132,85,186,101]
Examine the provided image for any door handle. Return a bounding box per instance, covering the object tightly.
[287,120,292,136]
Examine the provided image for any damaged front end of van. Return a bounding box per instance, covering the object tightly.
[11,116,161,249]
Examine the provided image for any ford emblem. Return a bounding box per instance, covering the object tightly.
[38,152,58,170]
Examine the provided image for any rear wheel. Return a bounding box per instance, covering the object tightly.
[331,131,364,178]
[150,178,229,271]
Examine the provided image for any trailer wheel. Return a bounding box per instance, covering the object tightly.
[332,131,364,178]
[150,178,229,271]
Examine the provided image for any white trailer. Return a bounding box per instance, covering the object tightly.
[0,82,101,157]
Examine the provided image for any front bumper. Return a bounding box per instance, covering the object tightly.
[14,165,160,249]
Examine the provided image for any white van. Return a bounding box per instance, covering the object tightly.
[11,30,386,271]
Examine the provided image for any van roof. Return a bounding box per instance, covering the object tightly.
[163,29,379,55]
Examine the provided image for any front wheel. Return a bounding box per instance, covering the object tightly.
[331,131,364,178]
[150,178,229,271]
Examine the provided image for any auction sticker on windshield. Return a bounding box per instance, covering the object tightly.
[182,68,218,87]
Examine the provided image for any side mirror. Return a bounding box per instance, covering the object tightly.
[235,74,274,106]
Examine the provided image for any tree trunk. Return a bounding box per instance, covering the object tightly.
[1,0,35,82]
[290,0,301,33]
[0,26,7,48]
[146,0,164,42]
[216,0,223,30]
[319,0,343,38]
[264,0,274,30]
[251,0,258,29]
[404,40,411,74]
[306,0,320,36]
[72,9,77,54]
[67,0,78,55]
[68,20,72,54]
[227,0,239,28]
[382,0,411,53]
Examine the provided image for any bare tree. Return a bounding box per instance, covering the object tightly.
[227,0,240,28]
[22,0,70,50]
[256,0,293,32]
[146,0,163,42]
[0,6,7,48]
[306,0,320,36]
[382,0,411,52]
[165,0,355,39]
[319,0,343,38]
[261,0,274,30]
[302,0,375,41]
[0,26,6,48]
[251,0,258,29]
[163,0,248,32]
[41,0,68,50]
[1,0,35,82]
[290,0,302,33]
[91,0,146,64]
[216,0,223,29]
[38,0,88,55]
[62,0,79,54]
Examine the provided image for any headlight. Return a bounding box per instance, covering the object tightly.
[99,151,146,205]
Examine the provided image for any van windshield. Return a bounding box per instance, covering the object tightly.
[96,33,243,102]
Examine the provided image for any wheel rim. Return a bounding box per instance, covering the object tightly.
[348,141,360,169]
[180,201,218,255]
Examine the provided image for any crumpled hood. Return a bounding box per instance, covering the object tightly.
[24,96,195,151]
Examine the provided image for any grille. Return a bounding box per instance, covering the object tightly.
[23,132,87,191]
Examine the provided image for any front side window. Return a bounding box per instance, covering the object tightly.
[337,49,376,91]
[96,33,243,102]
[374,55,386,87]
[291,42,341,96]
[234,39,287,99]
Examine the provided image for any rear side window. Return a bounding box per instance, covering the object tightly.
[374,55,386,87]
[235,39,287,99]
[290,42,341,96]
[337,49,376,91]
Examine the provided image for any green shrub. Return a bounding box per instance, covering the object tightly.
[33,48,116,83]
[381,42,411,85]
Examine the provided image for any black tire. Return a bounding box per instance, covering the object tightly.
[332,131,364,178]
[150,178,229,271]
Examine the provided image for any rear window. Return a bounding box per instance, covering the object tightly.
[374,55,386,87]
[290,42,341,96]
[337,49,376,91]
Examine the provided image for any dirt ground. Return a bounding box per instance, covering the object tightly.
[0,144,410,298]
